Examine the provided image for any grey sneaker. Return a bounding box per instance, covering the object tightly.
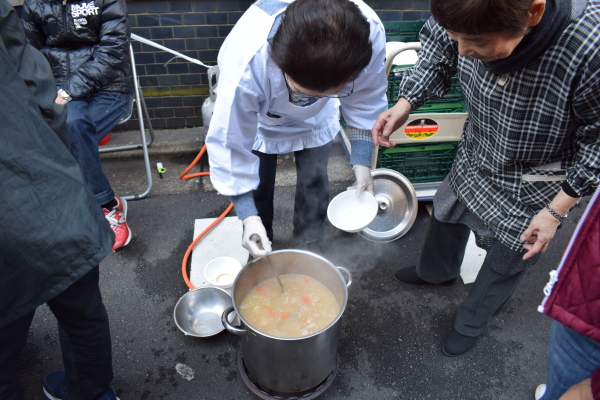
[535,384,546,400]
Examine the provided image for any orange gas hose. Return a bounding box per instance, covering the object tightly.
[179,143,235,289]
[179,143,209,179]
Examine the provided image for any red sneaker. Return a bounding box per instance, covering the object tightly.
[103,196,132,251]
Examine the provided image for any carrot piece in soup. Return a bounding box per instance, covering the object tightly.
[263,306,275,317]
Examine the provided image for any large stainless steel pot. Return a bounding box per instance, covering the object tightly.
[222,249,352,393]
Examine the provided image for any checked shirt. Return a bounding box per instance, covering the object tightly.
[399,3,600,252]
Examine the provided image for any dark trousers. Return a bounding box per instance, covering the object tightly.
[252,141,332,243]
[0,266,113,400]
[416,213,536,337]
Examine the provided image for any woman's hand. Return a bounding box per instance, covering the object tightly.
[520,190,580,260]
[371,98,412,148]
[520,208,561,260]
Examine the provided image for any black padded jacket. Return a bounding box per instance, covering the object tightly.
[21,0,131,99]
[0,0,113,328]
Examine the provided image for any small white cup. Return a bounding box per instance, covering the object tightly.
[204,257,243,289]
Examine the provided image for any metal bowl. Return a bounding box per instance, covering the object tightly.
[359,169,418,242]
[174,287,233,337]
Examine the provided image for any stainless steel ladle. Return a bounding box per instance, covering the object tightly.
[249,234,284,292]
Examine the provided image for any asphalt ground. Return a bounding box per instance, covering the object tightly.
[16,128,589,400]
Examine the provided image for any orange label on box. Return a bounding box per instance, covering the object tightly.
[404,118,439,140]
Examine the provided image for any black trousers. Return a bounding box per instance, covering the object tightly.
[416,213,538,337]
[0,266,113,400]
[252,141,332,243]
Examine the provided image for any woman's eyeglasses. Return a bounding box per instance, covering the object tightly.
[284,75,354,99]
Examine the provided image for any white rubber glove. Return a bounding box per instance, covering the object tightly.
[242,215,272,258]
[349,165,375,198]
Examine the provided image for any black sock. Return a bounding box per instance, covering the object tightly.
[102,198,118,210]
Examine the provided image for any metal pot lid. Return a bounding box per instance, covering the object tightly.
[359,169,418,242]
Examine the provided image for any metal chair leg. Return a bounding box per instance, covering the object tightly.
[99,43,153,200]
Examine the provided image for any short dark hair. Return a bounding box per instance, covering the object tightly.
[270,0,372,92]
[430,0,533,37]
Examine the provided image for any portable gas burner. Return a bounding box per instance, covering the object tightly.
[238,353,339,400]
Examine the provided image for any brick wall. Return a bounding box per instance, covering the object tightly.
[122,0,431,130]
[15,0,429,129]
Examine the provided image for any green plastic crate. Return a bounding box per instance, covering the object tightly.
[386,64,413,102]
[387,73,464,105]
[383,21,464,111]
[376,142,459,183]
[404,101,467,114]
[383,20,427,42]
[386,101,467,114]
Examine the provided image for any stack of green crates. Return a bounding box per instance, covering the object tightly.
[384,20,466,113]
[383,19,427,42]
[378,20,464,184]
[387,75,466,114]
[376,142,459,183]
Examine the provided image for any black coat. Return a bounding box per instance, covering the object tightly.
[21,0,131,99]
[0,0,113,328]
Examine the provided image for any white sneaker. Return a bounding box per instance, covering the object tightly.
[535,384,546,400]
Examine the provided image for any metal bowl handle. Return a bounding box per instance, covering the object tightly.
[336,266,352,288]
[222,307,247,335]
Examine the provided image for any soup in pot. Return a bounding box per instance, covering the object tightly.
[239,274,340,338]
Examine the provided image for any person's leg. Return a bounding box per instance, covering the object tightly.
[87,91,131,141]
[292,142,333,244]
[46,266,113,400]
[453,241,540,338]
[540,321,600,400]
[65,99,115,206]
[252,150,278,241]
[86,91,133,251]
[0,312,35,400]
[453,263,527,337]
[414,213,471,283]
[66,90,130,206]
[441,239,540,356]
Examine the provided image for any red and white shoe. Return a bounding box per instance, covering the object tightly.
[103,196,132,251]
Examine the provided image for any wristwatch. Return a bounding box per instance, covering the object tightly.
[58,89,72,102]
[545,204,567,222]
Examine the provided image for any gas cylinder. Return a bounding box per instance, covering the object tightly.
[202,65,219,131]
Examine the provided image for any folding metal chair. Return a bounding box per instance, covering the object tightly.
[99,43,155,200]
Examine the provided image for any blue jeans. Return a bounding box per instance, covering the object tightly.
[541,321,600,400]
[66,91,131,205]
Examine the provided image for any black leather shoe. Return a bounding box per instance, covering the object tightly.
[442,329,478,356]
[394,266,429,285]
[394,266,457,286]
